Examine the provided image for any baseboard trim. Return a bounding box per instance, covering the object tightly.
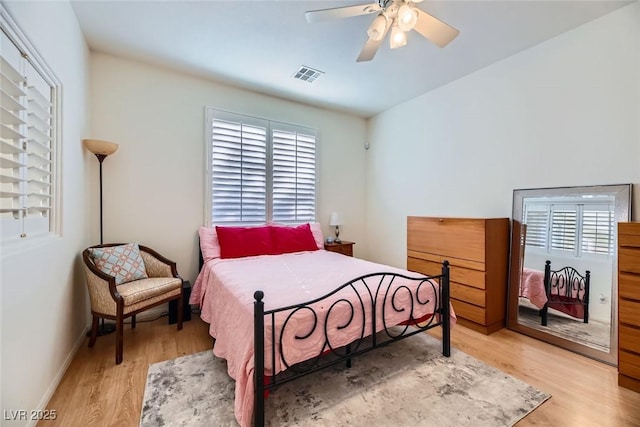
[29,324,89,427]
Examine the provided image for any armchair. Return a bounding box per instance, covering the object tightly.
[82,243,183,364]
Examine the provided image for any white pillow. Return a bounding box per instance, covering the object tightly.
[309,222,324,249]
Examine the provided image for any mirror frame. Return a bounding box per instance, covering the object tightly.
[507,184,632,365]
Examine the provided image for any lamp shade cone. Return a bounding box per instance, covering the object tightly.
[83,139,119,156]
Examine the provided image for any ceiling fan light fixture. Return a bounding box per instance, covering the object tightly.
[305,0,459,62]
[366,14,388,41]
[390,24,407,49]
[397,3,418,31]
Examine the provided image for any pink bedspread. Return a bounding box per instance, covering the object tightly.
[190,250,456,427]
[520,268,548,309]
[520,267,585,319]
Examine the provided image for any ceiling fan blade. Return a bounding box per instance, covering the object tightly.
[305,3,380,23]
[356,38,382,62]
[413,9,460,48]
[356,20,391,62]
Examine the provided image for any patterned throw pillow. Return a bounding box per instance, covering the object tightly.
[88,243,148,285]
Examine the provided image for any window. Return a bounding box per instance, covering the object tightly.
[523,200,614,257]
[205,109,317,225]
[1,17,60,243]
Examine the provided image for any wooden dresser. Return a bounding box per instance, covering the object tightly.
[617,222,640,392]
[407,216,510,334]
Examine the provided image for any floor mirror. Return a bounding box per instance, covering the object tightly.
[507,184,632,365]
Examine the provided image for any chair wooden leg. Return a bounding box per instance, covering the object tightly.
[131,314,136,329]
[116,315,124,365]
[88,314,99,348]
[177,293,184,331]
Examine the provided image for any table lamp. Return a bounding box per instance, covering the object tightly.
[329,212,342,243]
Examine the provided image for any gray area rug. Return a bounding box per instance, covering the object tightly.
[140,332,550,427]
[518,302,610,352]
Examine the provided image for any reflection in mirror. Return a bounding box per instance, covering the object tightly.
[508,184,631,365]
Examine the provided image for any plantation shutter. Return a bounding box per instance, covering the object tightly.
[207,109,317,225]
[272,124,316,223]
[523,204,549,249]
[24,59,53,235]
[0,28,54,241]
[210,113,268,224]
[550,205,577,252]
[581,204,614,255]
[522,198,615,257]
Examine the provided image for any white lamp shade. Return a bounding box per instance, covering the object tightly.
[329,212,342,226]
[390,25,407,49]
[83,139,119,156]
[397,4,418,31]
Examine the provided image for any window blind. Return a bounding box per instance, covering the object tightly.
[210,116,268,224]
[581,206,614,255]
[0,27,56,242]
[272,125,316,223]
[523,200,614,257]
[523,206,548,249]
[550,207,577,252]
[207,109,317,225]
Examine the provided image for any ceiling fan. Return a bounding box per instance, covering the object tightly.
[305,0,459,62]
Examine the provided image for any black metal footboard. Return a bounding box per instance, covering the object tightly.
[253,260,450,426]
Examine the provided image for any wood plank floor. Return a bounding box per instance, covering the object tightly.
[39,317,640,427]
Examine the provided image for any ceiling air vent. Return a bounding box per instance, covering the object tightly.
[293,65,324,83]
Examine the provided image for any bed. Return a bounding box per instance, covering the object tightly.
[190,223,455,427]
[520,261,590,326]
[540,260,590,326]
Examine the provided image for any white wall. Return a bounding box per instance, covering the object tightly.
[365,3,640,269]
[0,1,635,420]
[0,1,90,424]
[89,53,368,284]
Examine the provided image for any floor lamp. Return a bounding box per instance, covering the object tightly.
[83,139,119,336]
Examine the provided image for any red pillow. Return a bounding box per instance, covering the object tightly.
[271,223,319,255]
[215,226,275,259]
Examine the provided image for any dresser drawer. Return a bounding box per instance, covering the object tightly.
[407,257,442,276]
[619,273,640,301]
[407,217,486,262]
[620,325,640,354]
[330,245,352,256]
[451,283,485,307]
[619,222,640,243]
[620,351,640,380]
[324,241,354,256]
[619,299,640,327]
[407,257,486,289]
[619,248,640,275]
[451,298,486,325]
[450,265,485,290]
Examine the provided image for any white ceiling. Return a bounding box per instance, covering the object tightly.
[71,0,633,118]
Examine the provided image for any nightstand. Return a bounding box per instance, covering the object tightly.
[324,241,355,257]
[168,280,192,324]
